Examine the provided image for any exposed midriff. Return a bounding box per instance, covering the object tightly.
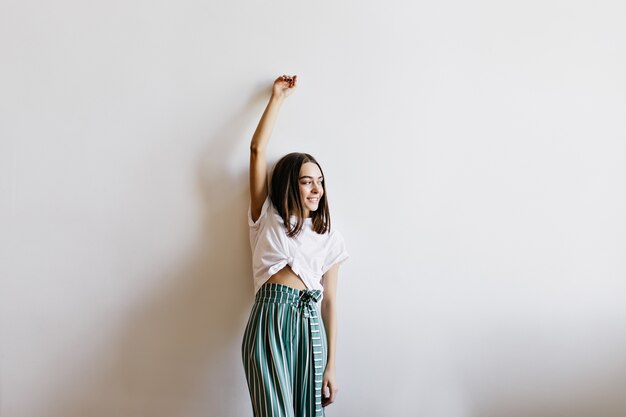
[266,264,308,291]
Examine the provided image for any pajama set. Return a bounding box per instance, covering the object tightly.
[242,197,349,417]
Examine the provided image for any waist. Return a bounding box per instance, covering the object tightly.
[255,282,321,306]
[266,264,308,291]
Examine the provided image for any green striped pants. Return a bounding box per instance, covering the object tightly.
[241,282,328,417]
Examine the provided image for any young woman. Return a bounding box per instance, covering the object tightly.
[241,75,349,417]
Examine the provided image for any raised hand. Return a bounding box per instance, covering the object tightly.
[272,74,298,100]
[250,74,296,221]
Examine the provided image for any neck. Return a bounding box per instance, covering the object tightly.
[290,210,311,219]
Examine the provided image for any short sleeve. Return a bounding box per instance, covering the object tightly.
[322,230,349,273]
[248,196,272,228]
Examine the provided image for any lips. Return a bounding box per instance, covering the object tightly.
[307,197,319,203]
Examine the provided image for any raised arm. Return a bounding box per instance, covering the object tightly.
[249,74,297,222]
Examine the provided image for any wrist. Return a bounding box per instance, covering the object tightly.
[270,93,285,104]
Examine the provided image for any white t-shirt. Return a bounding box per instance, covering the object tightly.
[248,196,349,302]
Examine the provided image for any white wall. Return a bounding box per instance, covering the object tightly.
[2,1,625,416]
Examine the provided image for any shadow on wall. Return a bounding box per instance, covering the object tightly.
[37,87,271,417]
[475,376,626,417]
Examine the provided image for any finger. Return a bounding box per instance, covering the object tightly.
[322,392,332,407]
[322,384,333,406]
[329,383,338,403]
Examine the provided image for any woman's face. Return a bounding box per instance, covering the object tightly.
[298,162,324,217]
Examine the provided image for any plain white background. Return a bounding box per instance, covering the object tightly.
[2,1,625,416]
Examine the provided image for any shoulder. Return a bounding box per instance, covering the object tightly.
[327,227,345,242]
[321,226,349,271]
[248,196,274,228]
[317,227,346,252]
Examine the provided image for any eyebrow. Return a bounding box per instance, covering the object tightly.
[299,175,324,180]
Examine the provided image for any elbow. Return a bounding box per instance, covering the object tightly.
[322,297,337,311]
[250,144,265,155]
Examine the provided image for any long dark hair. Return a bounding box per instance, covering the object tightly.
[270,152,331,237]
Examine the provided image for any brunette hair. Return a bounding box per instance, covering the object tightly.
[270,152,331,237]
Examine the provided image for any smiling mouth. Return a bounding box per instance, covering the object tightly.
[307,197,319,202]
